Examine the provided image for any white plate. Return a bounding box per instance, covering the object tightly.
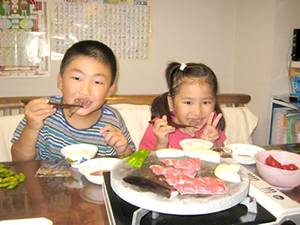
[79,157,120,185]
[225,144,266,165]
[0,218,52,225]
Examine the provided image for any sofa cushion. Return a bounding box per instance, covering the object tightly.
[0,104,258,162]
[110,104,151,147]
[221,107,258,145]
[111,104,259,146]
[0,114,24,162]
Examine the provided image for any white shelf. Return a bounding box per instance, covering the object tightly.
[291,61,300,68]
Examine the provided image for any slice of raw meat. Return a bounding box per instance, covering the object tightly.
[149,165,196,177]
[161,158,201,170]
[174,177,228,194]
[164,174,197,186]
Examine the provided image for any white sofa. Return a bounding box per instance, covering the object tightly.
[0,104,258,162]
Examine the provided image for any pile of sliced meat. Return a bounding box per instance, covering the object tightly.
[150,158,228,195]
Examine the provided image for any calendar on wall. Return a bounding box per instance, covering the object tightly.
[51,0,152,60]
[0,0,151,79]
[0,0,50,78]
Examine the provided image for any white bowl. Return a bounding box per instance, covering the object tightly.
[179,139,213,150]
[61,144,98,168]
[79,157,120,185]
[63,168,84,188]
[225,144,266,165]
[80,181,104,204]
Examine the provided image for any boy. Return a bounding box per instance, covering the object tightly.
[11,40,135,161]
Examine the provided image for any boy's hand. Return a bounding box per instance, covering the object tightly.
[153,115,175,150]
[99,125,132,155]
[12,98,56,161]
[24,99,57,131]
[199,112,222,143]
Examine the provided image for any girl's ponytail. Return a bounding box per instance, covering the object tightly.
[151,92,173,123]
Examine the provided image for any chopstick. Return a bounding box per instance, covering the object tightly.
[21,99,84,109]
[148,120,194,128]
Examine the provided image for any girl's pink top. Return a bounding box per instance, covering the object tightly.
[139,111,226,151]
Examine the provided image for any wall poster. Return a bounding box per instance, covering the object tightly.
[0,0,151,79]
[51,0,152,60]
[0,0,50,78]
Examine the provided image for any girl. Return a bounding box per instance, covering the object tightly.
[139,62,226,150]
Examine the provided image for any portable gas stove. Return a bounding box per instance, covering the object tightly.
[103,171,274,225]
[102,162,300,225]
[242,165,300,225]
[103,149,300,225]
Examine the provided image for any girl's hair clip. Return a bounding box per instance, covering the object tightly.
[180,63,187,71]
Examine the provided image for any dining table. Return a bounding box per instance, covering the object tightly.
[0,143,299,225]
[0,160,109,225]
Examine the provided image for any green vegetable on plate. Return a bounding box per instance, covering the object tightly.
[125,149,151,168]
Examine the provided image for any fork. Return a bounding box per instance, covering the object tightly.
[21,99,84,109]
[148,120,195,128]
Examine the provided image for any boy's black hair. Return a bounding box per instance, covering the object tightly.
[59,40,117,86]
[151,62,225,130]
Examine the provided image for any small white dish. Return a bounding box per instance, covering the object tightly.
[79,157,120,185]
[225,144,266,165]
[61,144,98,168]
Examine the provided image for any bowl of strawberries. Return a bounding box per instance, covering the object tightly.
[253,150,300,189]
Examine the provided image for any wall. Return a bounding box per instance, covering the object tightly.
[1,0,300,145]
[0,0,237,96]
[234,0,300,145]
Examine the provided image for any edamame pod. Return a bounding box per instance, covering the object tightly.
[7,183,17,190]
[0,165,26,189]
[0,183,10,188]
[19,173,26,183]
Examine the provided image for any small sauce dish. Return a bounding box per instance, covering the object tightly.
[225,144,266,165]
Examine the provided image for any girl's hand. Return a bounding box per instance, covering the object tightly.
[24,99,56,131]
[153,115,176,149]
[199,112,222,143]
[99,125,132,155]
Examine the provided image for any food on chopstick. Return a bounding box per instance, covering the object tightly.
[184,149,220,163]
[125,149,151,168]
[68,99,86,117]
[123,175,178,198]
[184,120,198,137]
[265,155,299,170]
[214,164,241,183]
[0,164,26,190]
